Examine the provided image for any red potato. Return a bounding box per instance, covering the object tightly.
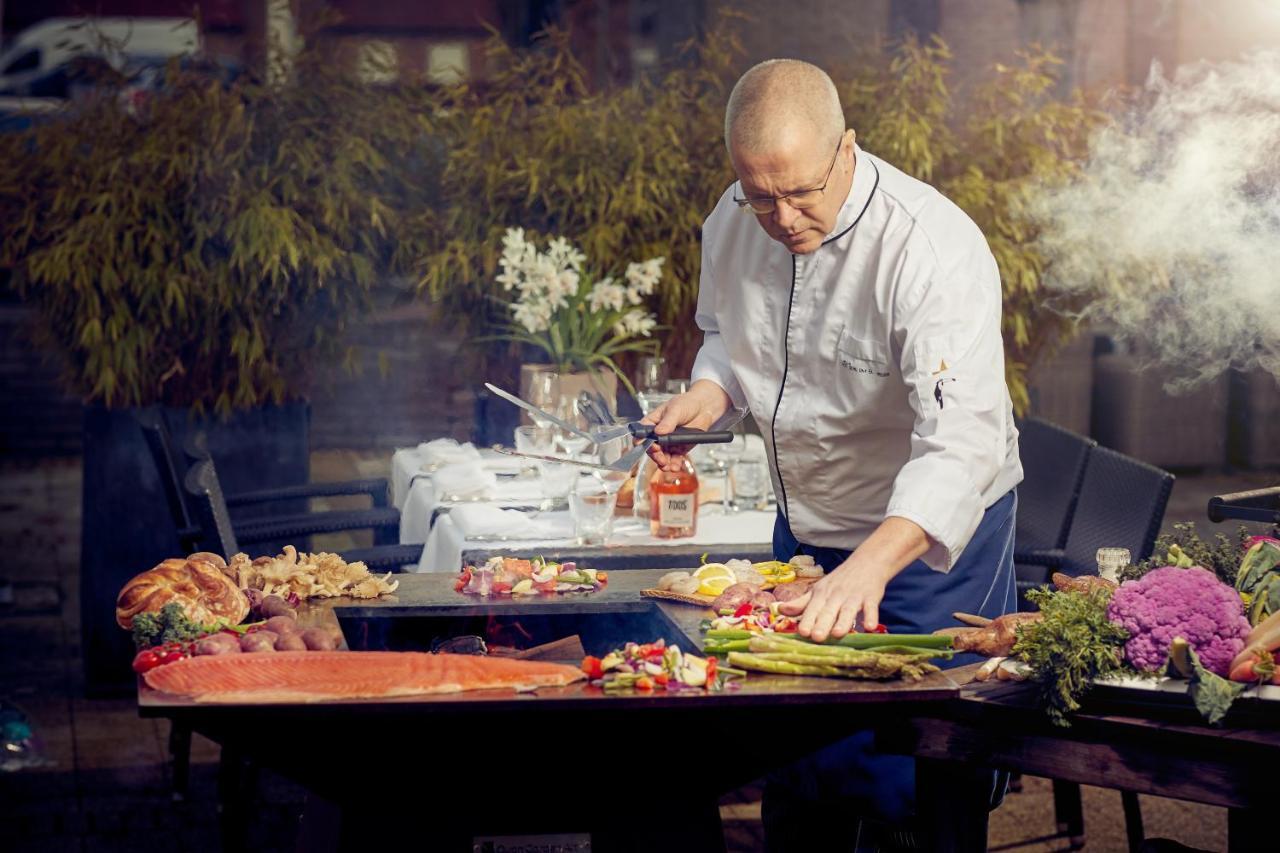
[300,627,337,651]
[194,635,242,656]
[263,615,300,635]
[274,632,308,652]
[240,631,279,653]
[259,595,296,620]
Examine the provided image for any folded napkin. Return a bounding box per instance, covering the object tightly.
[450,505,574,540]
[418,438,482,469]
[432,461,498,499]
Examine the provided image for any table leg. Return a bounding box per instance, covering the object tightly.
[916,757,990,853]
[1228,807,1267,853]
[217,745,252,853]
[168,721,192,801]
[297,792,343,853]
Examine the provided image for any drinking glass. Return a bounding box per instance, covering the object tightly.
[536,460,577,511]
[570,478,617,545]
[707,424,746,512]
[731,455,769,512]
[692,448,726,515]
[514,425,554,455]
[665,378,690,395]
[527,371,561,429]
[514,425,555,475]
[637,356,667,393]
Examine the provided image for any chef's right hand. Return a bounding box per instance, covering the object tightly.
[641,379,733,472]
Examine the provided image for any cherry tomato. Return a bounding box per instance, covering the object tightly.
[132,649,163,674]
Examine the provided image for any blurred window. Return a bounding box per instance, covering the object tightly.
[427,43,468,84]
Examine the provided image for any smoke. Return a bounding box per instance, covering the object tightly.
[1031,50,1280,389]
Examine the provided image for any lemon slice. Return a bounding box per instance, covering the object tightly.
[693,563,734,583]
[697,575,735,597]
[770,569,797,584]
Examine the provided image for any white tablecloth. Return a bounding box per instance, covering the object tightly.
[391,444,528,544]
[414,508,778,573]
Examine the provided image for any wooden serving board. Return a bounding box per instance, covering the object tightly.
[640,588,716,608]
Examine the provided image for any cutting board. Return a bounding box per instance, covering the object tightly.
[640,588,716,608]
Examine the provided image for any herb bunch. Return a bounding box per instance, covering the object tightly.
[1121,522,1277,586]
[1013,586,1129,727]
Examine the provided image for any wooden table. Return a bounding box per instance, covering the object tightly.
[139,570,961,852]
[138,571,1280,851]
[879,670,1280,852]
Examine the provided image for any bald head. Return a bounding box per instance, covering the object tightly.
[724,59,845,157]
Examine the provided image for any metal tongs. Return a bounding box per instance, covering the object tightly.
[485,382,745,472]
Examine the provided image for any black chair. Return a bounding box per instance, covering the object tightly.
[136,408,401,553]
[183,459,423,572]
[1014,418,1096,560]
[1016,444,1173,582]
[1013,444,1174,851]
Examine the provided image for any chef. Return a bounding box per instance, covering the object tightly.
[644,59,1023,847]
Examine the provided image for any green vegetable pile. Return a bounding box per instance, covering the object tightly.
[131,603,231,650]
[707,632,952,682]
[1013,586,1129,727]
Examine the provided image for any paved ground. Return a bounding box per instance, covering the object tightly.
[2,451,1271,851]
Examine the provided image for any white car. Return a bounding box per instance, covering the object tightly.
[0,17,199,97]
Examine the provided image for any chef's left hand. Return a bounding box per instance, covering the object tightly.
[776,557,892,643]
[775,517,933,643]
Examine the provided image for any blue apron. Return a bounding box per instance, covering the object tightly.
[762,490,1017,839]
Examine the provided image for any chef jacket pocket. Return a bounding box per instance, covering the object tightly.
[835,330,891,380]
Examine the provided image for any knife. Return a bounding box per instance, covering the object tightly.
[486,382,742,448]
[484,383,599,444]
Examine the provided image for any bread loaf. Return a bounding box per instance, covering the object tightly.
[116,553,249,629]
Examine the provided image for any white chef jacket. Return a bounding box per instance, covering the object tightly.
[691,144,1023,572]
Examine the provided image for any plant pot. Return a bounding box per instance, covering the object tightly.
[79,402,309,696]
[517,364,620,425]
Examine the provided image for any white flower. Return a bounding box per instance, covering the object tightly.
[613,309,657,338]
[624,256,664,303]
[588,276,626,312]
[513,298,552,334]
[501,227,527,259]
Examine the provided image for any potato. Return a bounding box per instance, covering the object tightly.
[263,615,299,635]
[240,631,278,653]
[194,635,241,656]
[300,627,337,651]
[260,595,296,619]
[274,632,308,652]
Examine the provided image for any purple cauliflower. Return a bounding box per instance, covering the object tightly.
[1106,566,1250,676]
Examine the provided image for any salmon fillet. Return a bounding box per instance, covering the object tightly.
[144,651,585,703]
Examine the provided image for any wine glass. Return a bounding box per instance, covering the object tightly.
[555,397,592,458]
[707,424,746,512]
[591,430,632,497]
[526,371,561,429]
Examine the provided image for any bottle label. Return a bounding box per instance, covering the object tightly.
[659,493,694,528]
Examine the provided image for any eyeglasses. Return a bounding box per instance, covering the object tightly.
[733,139,842,215]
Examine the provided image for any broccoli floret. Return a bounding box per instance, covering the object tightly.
[157,603,205,645]
[132,603,207,649]
[131,611,163,649]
